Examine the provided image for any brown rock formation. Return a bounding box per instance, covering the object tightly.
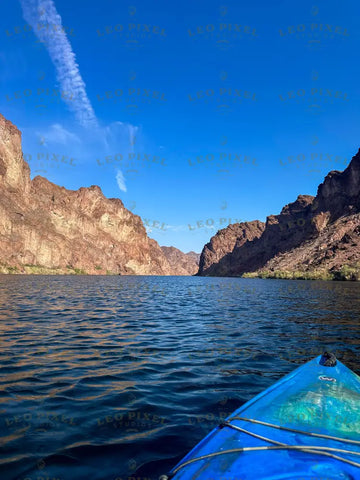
[198,149,360,278]
[0,113,173,275]
[262,213,360,275]
[198,221,266,276]
[160,246,200,275]
[186,251,201,265]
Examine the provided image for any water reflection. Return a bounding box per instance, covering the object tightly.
[0,276,359,479]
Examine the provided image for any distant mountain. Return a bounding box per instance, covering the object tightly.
[161,246,200,275]
[197,149,360,280]
[0,113,175,275]
[185,251,201,265]
[198,221,266,276]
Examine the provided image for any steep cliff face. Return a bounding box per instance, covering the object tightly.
[160,246,200,275]
[198,149,360,277]
[315,149,360,219]
[0,114,31,195]
[0,113,173,275]
[198,221,265,276]
[262,213,360,275]
[186,251,201,265]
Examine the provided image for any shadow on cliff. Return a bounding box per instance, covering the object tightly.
[197,148,360,277]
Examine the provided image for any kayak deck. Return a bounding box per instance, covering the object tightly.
[164,354,360,480]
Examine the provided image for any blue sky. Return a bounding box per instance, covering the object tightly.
[1,0,359,252]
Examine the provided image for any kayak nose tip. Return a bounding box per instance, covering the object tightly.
[319,351,337,367]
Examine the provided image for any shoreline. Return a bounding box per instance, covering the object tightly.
[1,264,359,281]
[241,267,360,281]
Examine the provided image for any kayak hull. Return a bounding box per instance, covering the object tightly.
[166,355,360,480]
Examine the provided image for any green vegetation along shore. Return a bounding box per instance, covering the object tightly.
[242,264,360,281]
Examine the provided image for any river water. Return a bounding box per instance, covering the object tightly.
[0,275,359,480]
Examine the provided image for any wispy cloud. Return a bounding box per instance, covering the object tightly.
[163,224,189,232]
[128,124,138,151]
[37,123,81,145]
[19,0,141,192]
[19,0,98,129]
[116,170,127,192]
[101,122,140,151]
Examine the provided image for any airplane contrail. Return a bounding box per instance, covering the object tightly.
[19,0,99,129]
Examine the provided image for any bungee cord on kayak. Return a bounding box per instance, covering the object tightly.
[231,416,360,446]
[163,354,360,479]
[162,445,360,479]
[161,417,360,479]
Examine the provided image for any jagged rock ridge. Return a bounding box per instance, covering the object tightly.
[198,221,266,276]
[0,113,178,275]
[161,246,200,275]
[198,149,360,278]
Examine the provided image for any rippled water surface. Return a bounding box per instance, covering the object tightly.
[1,275,360,480]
